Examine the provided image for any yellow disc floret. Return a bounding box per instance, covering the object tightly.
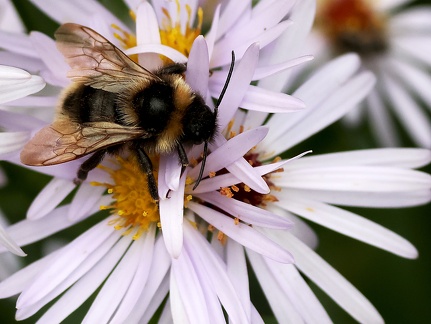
[92,155,159,240]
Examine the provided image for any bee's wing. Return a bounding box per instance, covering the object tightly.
[20,120,147,166]
[55,23,161,92]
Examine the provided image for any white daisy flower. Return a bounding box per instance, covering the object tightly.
[303,0,431,147]
[0,64,45,256]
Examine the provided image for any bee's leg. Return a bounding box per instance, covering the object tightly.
[74,150,106,185]
[136,148,159,202]
[177,143,189,175]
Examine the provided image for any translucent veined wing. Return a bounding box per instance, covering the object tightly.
[20,119,147,166]
[55,23,161,92]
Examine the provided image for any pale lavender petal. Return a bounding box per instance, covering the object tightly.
[212,20,292,68]
[196,191,292,229]
[125,44,187,64]
[29,32,69,87]
[68,184,107,221]
[82,235,143,324]
[253,55,314,80]
[124,236,171,323]
[187,201,293,263]
[285,188,431,208]
[274,193,418,258]
[183,221,250,323]
[171,249,210,323]
[392,35,431,66]
[159,174,186,258]
[381,72,431,147]
[35,234,131,324]
[226,239,251,321]
[169,274,189,323]
[109,227,156,323]
[376,0,414,12]
[215,43,260,131]
[0,31,36,57]
[0,224,26,257]
[188,126,268,181]
[276,166,431,192]
[27,177,76,220]
[214,0,250,41]
[17,218,115,309]
[390,7,431,33]
[158,151,182,195]
[135,1,163,69]
[246,250,305,323]
[262,254,332,323]
[0,132,30,156]
[260,71,376,158]
[363,102,394,144]
[0,109,45,132]
[284,148,431,169]
[0,249,62,298]
[0,203,102,252]
[204,4,221,59]
[186,36,209,98]
[266,230,385,324]
[17,230,122,320]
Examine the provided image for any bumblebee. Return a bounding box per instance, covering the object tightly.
[20,23,234,201]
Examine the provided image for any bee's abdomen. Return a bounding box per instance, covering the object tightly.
[62,85,119,124]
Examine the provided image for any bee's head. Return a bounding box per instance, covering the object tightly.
[182,96,217,145]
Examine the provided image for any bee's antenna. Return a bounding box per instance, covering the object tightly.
[193,141,208,190]
[193,51,235,190]
[214,51,235,116]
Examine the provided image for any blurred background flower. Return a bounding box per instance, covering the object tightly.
[302,0,431,148]
[0,0,430,323]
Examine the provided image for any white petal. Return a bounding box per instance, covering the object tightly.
[68,184,106,221]
[0,132,30,155]
[204,4,221,59]
[260,70,376,157]
[392,35,431,66]
[0,223,26,256]
[171,249,210,323]
[246,250,306,323]
[274,193,418,258]
[125,44,187,63]
[35,234,131,324]
[17,218,114,308]
[183,222,250,323]
[375,0,413,12]
[187,201,293,263]
[18,231,122,320]
[196,191,293,229]
[390,7,431,34]
[159,174,186,258]
[226,239,251,321]
[186,36,209,98]
[82,235,142,324]
[158,151,182,195]
[0,200,110,252]
[285,188,431,208]
[253,55,314,81]
[286,148,431,169]
[110,228,156,323]
[215,43,260,130]
[123,235,171,323]
[265,230,384,324]
[214,0,250,41]
[27,177,76,220]
[381,72,431,147]
[0,73,45,104]
[275,166,431,192]
[189,127,268,181]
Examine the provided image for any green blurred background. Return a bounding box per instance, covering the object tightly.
[0,0,430,322]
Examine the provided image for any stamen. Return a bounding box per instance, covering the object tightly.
[91,156,159,240]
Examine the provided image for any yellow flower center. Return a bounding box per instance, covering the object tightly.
[112,0,203,64]
[159,0,203,58]
[316,0,388,56]
[91,156,160,240]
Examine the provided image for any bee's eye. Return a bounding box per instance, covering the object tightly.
[133,83,173,133]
